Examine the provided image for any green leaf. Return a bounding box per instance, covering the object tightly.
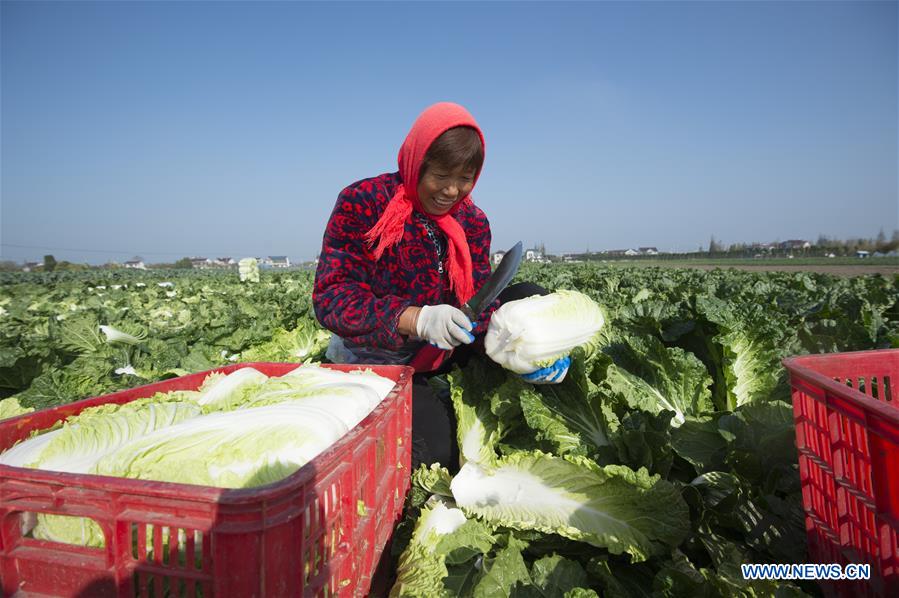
[604,335,714,426]
[670,415,729,473]
[529,554,590,596]
[56,314,105,354]
[451,452,690,562]
[473,535,533,598]
[587,557,654,597]
[519,349,613,457]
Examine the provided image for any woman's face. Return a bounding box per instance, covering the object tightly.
[417,164,476,216]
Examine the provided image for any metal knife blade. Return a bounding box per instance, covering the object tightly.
[460,241,523,321]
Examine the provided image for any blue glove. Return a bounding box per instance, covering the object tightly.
[520,355,571,385]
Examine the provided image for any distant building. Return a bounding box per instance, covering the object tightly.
[269,256,291,268]
[213,257,236,266]
[190,257,212,268]
[22,261,39,272]
[623,248,640,257]
[639,247,659,255]
[857,250,871,258]
[525,249,543,262]
[124,260,146,270]
[780,240,811,250]
[492,251,506,265]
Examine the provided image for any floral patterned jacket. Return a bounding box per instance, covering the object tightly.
[313,171,494,362]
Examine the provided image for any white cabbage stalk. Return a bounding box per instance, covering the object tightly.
[449,452,689,561]
[0,401,202,474]
[241,383,380,429]
[0,429,63,468]
[196,367,269,407]
[94,404,350,488]
[485,290,605,373]
[283,364,396,399]
[388,500,472,596]
[193,365,393,413]
[99,325,145,345]
[416,502,468,542]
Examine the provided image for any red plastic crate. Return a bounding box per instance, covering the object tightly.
[0,362,413,597]
[783,349,899,597]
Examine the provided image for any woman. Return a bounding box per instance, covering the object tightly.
[313,102,568,470]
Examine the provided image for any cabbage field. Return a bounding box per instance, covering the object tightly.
[1,265,898,596]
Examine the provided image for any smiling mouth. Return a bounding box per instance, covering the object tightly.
[433,197,456,208]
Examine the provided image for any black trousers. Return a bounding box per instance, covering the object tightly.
[410,281,548,472]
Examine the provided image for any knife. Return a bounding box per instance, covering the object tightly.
[408,241,524,373]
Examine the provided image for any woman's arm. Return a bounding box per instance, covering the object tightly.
[313,187,415,350]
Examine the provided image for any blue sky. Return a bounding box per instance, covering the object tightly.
[2,0,897,264]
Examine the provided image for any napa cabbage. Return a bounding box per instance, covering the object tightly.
[391,500,495,597]
[238,257,260,283]
[93,403,349,488]
[0,397,33,421]
[485,290,605,374]
[195,367,269,407]
[450,451,689,562]
[0,398,201,473]
[0,397,202,546]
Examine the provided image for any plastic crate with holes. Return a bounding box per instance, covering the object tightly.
[0,362,413,597]
[783,348,899,597]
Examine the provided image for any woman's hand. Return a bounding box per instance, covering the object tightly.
[520,355,571,385]
[410,305,475,350]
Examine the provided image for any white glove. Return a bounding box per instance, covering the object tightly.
[416,305,475,350]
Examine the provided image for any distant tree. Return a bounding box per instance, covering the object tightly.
[882,229,899,252]
[43,255,57,272]
[174,257,194,269]
[708,235,723,254]
[56,261,90,272]
[0,261,19,272]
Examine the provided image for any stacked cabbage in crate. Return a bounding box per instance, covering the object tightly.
[0,364,396,546]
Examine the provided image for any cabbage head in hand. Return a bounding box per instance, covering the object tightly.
[485,290,605,378]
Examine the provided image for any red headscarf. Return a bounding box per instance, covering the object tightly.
[364,102,485,305]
